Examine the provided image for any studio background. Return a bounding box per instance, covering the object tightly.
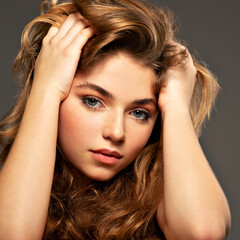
[0,0,239,239]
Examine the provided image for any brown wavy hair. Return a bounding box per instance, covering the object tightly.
[0,0,220,239]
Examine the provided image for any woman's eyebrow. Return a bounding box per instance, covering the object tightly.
[77,82,114,99]
[131,99,157,108]
[77,82,157,107]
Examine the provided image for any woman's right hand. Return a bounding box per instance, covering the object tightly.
[0,14,94,238]
[32,13,94,101]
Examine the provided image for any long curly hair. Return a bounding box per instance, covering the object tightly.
[0,0,220,239]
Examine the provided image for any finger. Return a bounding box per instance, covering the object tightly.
[67,27,94,53]
[59,19,87,48]
[54,13,86,40]
[43,26,59,42]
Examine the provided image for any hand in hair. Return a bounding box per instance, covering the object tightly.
[156,43,230,239]
[0,13,94,239]
[33,13,94,101]
[158,43,197,116]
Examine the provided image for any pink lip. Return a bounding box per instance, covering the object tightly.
[90,149,122,165]
[92,149,122,158]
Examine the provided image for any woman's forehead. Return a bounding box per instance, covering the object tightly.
[74,52,157,97]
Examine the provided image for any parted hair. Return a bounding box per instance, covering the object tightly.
[0,0,220,239]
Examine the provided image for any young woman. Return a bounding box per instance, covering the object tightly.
[0,0,231,239]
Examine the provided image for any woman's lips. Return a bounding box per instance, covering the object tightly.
[90,149,122,165]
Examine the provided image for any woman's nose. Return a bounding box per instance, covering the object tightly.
[102,110,125,143]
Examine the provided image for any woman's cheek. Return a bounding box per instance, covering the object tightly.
[58,98,103,150]
[126,124,154,160]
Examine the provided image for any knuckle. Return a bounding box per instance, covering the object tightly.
[42,35,49,46]
[67,13,77,21]
[48,37,58,47]
[56,39,66,49]
[82,27,94,38]
[80,29,88,37]
[75,20,85,29]
[67,13,82,23]
[85,27,93,34]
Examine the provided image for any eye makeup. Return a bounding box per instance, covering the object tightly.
[81,96,104,110]
[80,95,152,122]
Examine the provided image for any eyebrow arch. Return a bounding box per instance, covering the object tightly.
[77,82,114,99]
[131,98,157,107]
[77,82,157,107]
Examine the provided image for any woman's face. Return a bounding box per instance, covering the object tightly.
[58,52,158,181]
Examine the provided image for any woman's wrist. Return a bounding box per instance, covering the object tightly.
[30,82,63,106]
[160,103,191,121]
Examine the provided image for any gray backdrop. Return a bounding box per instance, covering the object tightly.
[0,0,239,239]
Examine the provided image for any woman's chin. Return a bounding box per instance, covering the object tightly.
[76,168,117,182]
[87,172,116,182]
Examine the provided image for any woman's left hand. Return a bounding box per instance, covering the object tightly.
[158,43,197,116]
[157,43,231,239]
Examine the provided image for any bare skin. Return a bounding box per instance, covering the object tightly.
[0,14,94,239]
[156,49,231,239]
[0,13,231,240]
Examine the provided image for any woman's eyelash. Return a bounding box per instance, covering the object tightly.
[131,109,151,122]
[81,97,151,122]
[81,96,103,110]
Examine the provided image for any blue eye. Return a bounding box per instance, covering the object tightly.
[131,110,150,121]
[82,96,102,109]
